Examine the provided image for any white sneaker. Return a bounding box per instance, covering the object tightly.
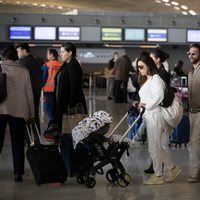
[166,166,182,183]
[188,170,200,183]
[143,174,164,185]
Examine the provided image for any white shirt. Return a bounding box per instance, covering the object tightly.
[139,74,165,114]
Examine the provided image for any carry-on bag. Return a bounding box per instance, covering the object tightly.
[170,115,190,147]
[26,124,68,185]
[127,113,146,142]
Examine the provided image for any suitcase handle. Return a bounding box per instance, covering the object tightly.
[26,124,43,145]
[108,107,145,143]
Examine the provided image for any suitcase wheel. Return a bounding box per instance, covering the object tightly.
[85,177,96,188]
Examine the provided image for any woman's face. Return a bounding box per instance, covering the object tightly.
[138,61,148,76]
[60,47,72,62]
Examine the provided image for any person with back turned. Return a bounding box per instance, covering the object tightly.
[0,45,34,182]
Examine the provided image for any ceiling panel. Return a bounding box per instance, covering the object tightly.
[0,0,199,16]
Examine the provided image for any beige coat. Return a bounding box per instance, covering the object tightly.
[188,65,200,112]
[0,60,34,121]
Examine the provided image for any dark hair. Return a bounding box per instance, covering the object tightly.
[0,45,18,61]
[190,44,200,52]
[151,49,169,63]
[15,43,30,53]
[48,48,59,60]
[140,51,149,57]
[136,55,159,85]
[61,42,76,57]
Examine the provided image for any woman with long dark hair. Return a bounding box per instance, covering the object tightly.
[136,55,181,185]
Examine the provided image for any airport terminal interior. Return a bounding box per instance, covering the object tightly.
[0,89,199,200]
[0,0,200,199]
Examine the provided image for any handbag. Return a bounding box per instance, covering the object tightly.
[0,64,7,103]
[62,103,87,134]
[161,95,183,128]
[160,85,175,108]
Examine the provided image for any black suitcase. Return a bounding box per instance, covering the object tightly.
[26,124,68,185]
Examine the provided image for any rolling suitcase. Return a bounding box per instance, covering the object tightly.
[170,115,190,147]
[26,124,68,185]
[127,107,146,143]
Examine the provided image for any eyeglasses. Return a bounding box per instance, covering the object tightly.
[138,65,145,70]
[187,52,199,57]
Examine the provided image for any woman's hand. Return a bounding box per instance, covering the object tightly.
[138,102,146,109]
[132,101,139,107]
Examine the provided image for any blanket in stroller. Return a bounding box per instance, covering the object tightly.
[71,111,112,149]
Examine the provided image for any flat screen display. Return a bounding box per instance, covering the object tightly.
[34,27,56,40]
[58,27,80,40]
[124,28,145,41]
[147,29,167,42]
[9,26,32,40]
[101,28,122,41]
[187,29,200,42]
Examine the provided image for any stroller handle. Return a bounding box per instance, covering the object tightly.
[108,106,145,141]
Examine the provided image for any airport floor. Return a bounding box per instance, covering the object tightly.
[0,89,199,200]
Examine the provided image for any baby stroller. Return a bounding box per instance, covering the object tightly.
[68,108,145,188]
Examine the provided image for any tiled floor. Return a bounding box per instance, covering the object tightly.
[0,89,199,200]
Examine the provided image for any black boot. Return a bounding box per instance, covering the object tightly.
[14,174,23,182]
[144,163,154,174]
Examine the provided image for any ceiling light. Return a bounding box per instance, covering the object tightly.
[162,0,169,2]
[182,11,188,15]
[155,0,162,3]
[174,6,180,10]
[171,1,179,6]
[57,6,63,9]
[181,5,188,10]
[40,4,46,7]
[33,3,38,6]
[165,3,171,6]
[189,10,197,15]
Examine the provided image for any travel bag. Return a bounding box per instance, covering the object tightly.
[170,115,190,147]
[26,124,68,185]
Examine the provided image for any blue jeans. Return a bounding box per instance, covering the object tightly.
[43,92,54,120]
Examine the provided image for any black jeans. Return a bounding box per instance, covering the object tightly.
[0,115,25,175]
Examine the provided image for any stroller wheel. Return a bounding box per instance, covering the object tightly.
[117,173,131,187]
[106,169,119,183]
[85,177,96,188]
[77,175,85,184]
